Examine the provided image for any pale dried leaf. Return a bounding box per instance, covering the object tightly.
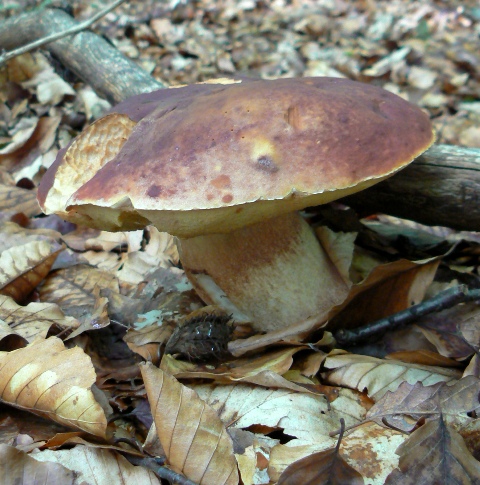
[0,444,79,485]
[0,337,108,437]
[323,353,461,400]
[0,221,61,253]
[269,422,405,484]
[32,445,161,485]
[385,418,480,484]
[0,295,80,342]
[367,377,480,431]
[194,383,365,445]
[0,184,40,217]
[0,240,64,303]
[0,318,28,350]
[39,264,118,323]
[140,362,239,485]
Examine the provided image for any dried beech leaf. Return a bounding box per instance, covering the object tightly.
[0,295,80,342]
[323,353,461,400]
[277,444,364,485]
[194,383,366,445]
[0,444,79,485]
[367,377,480,431]
[140,362,239,485]
[0,319,28,350]
[385,418,480,484]
[0,240,64,302]
[0,337,108,437]
[269,422,406,484]
[32,445,161,485]
[0,221,61,253]
[39,264,118,324]
[0,184,40,216]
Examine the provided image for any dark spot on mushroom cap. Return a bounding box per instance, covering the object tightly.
[256,156,279,173]
[222,194,233,203]
[211,174,232,189]
[147,184,162,197]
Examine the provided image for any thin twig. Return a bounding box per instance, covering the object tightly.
[334,285,480,346]
[0,0,127,67]
[126,455,198,485]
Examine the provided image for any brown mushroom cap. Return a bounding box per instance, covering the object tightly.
[38,77,434,237]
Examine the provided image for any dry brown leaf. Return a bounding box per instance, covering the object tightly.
[194,383,366,445]
[0,319,28,350]
[277,441,364,485]
[367,377,480,433]
[385,417,480,484]
[0,221,61,253]
[0,184,40,217]
[32,445,161,485]
[323,352,461,400]
[328,257,439,331]
[39,264,118,325]
[0,239,64,303]
[0,337,108,437]
[386,349,463,368]
[0,443,79,484]
[269,422,406,484]
[0,295,80,342]
[0,115,61,176]
[417,302,480,360]
[140,362,239,485]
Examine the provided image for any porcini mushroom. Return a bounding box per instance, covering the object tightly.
[38,77,435,332]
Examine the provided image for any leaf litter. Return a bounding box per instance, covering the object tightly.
[1,0,480,483]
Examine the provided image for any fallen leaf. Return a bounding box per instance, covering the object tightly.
[0,239,64,303]
[32,445,161,485]
[0,295,80,342]
[277,441,364,485]
[323,352,461,400]
[0,337,108,437]
[367,377,480,432]
[140,362,239,485]
[0,444,79,484]
[0,184,40,216]
[385,417,480,484]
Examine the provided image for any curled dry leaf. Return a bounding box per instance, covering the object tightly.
[0,337,108,437]
[0,295,80,342]
[194,383,366,445]
[0,444,79,485]
[277,441,364,485]
[140,362,239,485]
[367,376,480,432]
[323,352,461,400]
[39,264,118,326]
[385,417,480,484]
[0,239,64,303]
[32,445,161,485]
[0,184,40,217]
[0,319,28,350]
[269,422,406,484]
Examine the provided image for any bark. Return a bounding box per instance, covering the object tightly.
[0,8,163,104]
[342,144,480,232]
[1,8,479,231]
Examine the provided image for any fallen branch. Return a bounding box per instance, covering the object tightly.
[334,285,480,346]
[1,8,479,231]
[0,0,127,68]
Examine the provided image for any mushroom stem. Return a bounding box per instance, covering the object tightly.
[177,212,350,331]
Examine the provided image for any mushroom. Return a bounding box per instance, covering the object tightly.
[38,77,435,332]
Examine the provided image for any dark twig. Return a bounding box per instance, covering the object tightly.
[126,455,198,485]
[0,0,127,67]
[334,285,480,346]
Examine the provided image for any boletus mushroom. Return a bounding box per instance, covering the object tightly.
[38,77,435,332]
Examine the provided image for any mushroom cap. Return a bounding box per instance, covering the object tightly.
[38,77,435,237]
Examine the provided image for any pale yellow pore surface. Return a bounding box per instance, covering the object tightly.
[178,212,350,331]
[42,113,137,218]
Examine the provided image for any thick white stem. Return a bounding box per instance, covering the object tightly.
[177,212,349,332]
